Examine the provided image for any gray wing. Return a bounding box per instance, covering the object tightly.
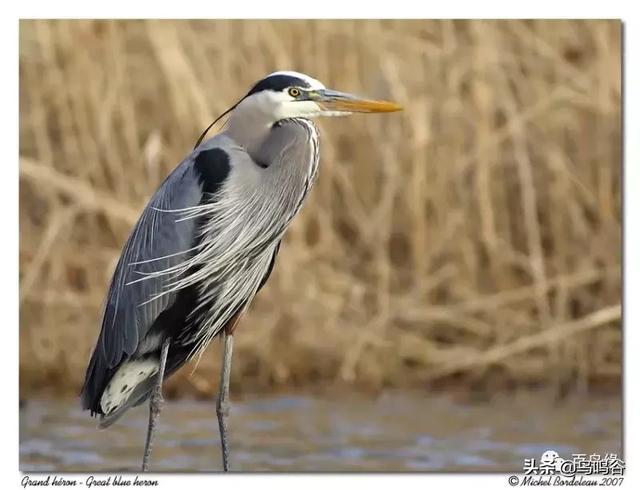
[81,153,205,411]
[99,161,203,368]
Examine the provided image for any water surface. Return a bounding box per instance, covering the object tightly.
[20,392,621,472]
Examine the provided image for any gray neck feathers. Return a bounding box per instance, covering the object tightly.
[226,114,271,159]
[169,118,320,354]
[258,119,320,220]
[226,117,320,238]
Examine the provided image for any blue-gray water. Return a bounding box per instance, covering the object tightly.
[19,392,621,472]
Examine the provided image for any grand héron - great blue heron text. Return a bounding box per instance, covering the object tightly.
[80,71,402,471]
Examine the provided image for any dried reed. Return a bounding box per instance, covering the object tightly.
[19,20,621,397]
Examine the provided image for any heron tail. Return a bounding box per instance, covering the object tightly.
[98,377,155,429]
[97,358,159,428]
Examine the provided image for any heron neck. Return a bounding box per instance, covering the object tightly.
[226,111,275,160]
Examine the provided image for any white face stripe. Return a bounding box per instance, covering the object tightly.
[265,71,326,90]
[229,71,352,125]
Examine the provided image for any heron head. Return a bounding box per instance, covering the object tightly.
[193,71,402,149]
[236,71,402,122]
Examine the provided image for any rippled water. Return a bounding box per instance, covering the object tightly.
[20,392,621,472]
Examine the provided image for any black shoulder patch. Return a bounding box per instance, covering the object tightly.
[193,148,231,196]
[246,74,311,97]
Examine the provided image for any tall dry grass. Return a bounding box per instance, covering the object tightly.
[19,20,621,398]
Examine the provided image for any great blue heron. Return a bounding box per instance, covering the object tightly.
[80,71,401,472]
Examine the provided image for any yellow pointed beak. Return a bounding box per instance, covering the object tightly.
[315,89,403,114]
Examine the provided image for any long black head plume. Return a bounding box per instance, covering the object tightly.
[193,101,239,150]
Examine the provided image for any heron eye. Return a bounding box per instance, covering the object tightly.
[288,87,301,97]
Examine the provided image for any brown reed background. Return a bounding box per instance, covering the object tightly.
[19,20,621,399]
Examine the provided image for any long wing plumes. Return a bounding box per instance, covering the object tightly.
[140,122,319,355]
[80,158,204,411]
[82,119,319,416]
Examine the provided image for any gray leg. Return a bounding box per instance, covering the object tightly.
[216,331,234,472]
[141,338,171,472]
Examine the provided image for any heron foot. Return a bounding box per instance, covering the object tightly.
[216,394,232,471]
[141,339,170,472]
[150,391,164,416]
[216,399,231,417]
[216,332,234,472]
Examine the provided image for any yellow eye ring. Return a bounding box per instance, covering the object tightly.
[288,87,301,97]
